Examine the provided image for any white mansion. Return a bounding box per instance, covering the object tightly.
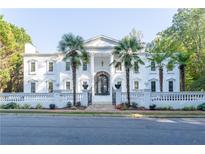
[24,35,180,104]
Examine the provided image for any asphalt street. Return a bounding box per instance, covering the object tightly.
[0,115,205,145]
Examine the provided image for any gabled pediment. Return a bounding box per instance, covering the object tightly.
[84,35,119,48]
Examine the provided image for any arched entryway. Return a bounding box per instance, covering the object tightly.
[94,71,110,95]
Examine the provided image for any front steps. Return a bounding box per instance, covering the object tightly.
[86,104,116,112]
[92,95,112,105]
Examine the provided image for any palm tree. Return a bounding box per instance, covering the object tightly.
[111,30,144,106]
[146,37,170,92]
[167,51,190,91]
[58,33,89,106]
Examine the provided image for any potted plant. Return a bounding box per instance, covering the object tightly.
[82,82,89,90]
[115,82,121,89]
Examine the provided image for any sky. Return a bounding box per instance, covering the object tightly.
[0,9,178,53]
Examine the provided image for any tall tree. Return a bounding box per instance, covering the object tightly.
[148,9,205,90]
[172,9,205,80]
[0,15,32,92]
[111,30,144,106]
[58,33,89,106]
[146,37,170,92]
[168,51,191,91]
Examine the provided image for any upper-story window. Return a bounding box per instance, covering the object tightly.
[31,62,36,72]
[115,63,122,72]
[83,62,87,71]
[31,82,36,93]
[48,62,54,72]
[151,81,156,92]
[134,62,139,73]
[151,61,156,71]
[134,81,139,90]
[168,81,174,92]
[66,62,71,71]
[48,81,53,93]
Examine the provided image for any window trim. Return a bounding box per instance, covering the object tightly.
[82,62,87,71]
[65,61,71,71]
[134,62,139,73]
[31,82,36,93]
[65,81,71,91]
[151,81,156,92]
[151,61,156,71]
[48,61,54,72]
[30,62,36,73]
[168,80,174,92]
[48,81,54,93]
[134,80,139,91]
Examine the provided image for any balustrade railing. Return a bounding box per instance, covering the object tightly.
[0,92,83,108]
[151,92,205,102]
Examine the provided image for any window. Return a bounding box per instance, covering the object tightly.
[31,62,36,72]
[134,62,139,73]
[83,62,87,71]
[134,81,139,90]
[66,62,70,71]
[151,81,156,92]
[31,82,36,93]
[151,61,156,71]
[66,81,71,90]
[48,62,53,72]
[169,81,174,92]
[115,63,122,71]
[48,82,53,93]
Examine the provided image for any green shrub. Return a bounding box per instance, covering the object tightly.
[49,104,56,109]
[0,104,4,109]
[2,102,20,109]
[21,104,32,109]
[197,103,205,111]
[76,101,81,107]
[70,106,77,110]
[149,104,156,110]
[67,102,72,108]
[115,103,128,110]
[182,106,197,111]
[131,102,138,109]
[36,103,43,109]
[157,106,173,110]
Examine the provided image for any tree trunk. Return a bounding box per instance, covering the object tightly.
[72,62,77,106]
[180,65,186,91]
[159,67,163,92]
[125,68,131,106]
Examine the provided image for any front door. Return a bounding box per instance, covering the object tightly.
[95,71,110,95]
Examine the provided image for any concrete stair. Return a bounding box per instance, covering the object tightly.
[85,104,116,112]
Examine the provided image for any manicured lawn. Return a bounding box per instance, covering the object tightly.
[0,109,204,118]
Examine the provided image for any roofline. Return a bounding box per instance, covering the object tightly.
[84,35,119,44]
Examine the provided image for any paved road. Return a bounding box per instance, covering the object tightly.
[0,115,205,145]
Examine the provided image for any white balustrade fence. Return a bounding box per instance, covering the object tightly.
[1,91,205,109]
[120,91,205,109]
[0,92,85,108]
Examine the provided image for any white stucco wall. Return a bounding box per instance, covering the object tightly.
[23,36,180,95]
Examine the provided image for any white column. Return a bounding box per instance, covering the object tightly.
[116,89,122,105]
[110,54,114,94]
[90,53,95,95]
[82,89,88,106]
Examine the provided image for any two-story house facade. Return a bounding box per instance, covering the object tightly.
[24,35,180,104]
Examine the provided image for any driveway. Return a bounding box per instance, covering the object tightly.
[0,114,205,145]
